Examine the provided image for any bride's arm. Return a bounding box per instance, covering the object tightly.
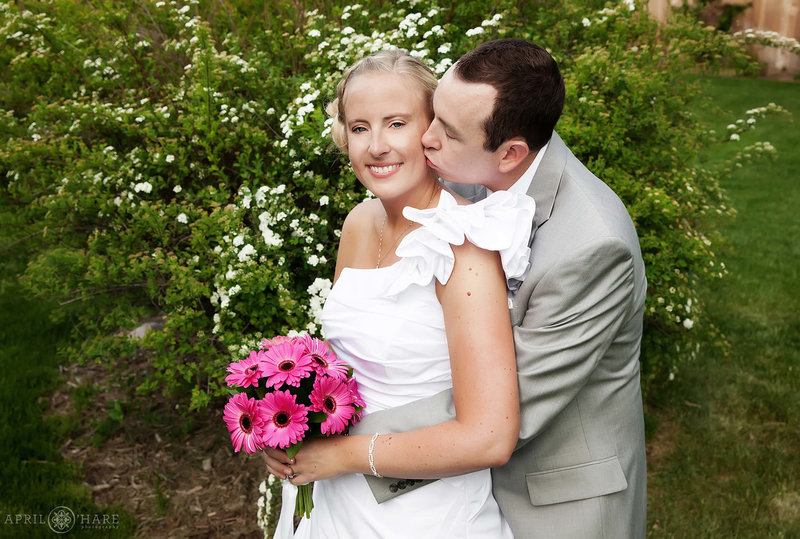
[282,241,519,483]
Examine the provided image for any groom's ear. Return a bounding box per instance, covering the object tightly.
[497,138,531,173]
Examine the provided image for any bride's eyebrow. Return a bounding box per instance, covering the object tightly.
[382,113,413,121]
[348,113,413,125]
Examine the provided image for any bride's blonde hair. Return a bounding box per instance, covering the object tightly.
[325,49,438,152]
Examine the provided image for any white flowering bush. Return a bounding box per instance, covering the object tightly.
[0,0,516,411]
[0,0,780,416]
[734,28,800,57]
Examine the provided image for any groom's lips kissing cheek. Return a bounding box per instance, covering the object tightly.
[424,153,437,170]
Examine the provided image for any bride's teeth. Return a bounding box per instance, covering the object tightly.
[370,164,399,174]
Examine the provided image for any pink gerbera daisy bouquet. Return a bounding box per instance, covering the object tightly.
[222,334,364,518]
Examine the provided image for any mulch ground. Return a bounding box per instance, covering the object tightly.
[48,357,266,538]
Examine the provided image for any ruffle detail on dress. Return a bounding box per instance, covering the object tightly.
[383,189,535,297]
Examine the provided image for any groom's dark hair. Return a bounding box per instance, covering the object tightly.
[454,38,565,152]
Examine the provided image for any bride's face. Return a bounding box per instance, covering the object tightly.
[344,72,433,202]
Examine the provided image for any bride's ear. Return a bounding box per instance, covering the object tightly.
[497,138,530,174]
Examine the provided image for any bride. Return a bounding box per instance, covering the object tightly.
[266,49,534,538]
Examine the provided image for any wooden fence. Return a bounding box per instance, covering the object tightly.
[648,0,800,78]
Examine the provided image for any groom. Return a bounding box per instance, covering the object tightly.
[351,39,647,538]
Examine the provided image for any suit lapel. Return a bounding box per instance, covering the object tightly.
[509,131,568,324]
[528,131,567,230]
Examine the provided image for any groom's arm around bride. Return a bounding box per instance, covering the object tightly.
[351,39,648,539]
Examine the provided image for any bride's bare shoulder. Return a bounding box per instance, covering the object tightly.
[341,198,382,236]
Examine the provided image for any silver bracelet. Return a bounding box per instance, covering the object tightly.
[368,433,382,478]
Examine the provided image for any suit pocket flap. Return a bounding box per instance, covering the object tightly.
[525,455,628,506]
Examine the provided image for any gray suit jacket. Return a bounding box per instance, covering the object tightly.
[350,132,647,538]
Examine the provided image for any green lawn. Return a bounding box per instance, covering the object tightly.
[646,76,800,537]
[0,279,135,538]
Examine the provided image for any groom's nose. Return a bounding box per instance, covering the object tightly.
[421,120,440,150]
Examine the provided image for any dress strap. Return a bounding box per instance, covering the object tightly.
[381,190,535,296]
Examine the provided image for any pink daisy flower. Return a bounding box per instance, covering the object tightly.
[347,376,366,424]
[310,376,356,435]
[259,335,296,351]
[259,390,309,449]
[225,350,265,388]
[223,393,266,455]
[260,342,314,388]
[300,335,349,379]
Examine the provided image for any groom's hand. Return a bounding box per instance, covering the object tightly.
[262,447,294,480]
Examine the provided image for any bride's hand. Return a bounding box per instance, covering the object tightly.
[287,436,346,485]
[261,446,295,480]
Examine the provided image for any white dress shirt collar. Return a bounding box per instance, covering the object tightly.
[486,141,549,197]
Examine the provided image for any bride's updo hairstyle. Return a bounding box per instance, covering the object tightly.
[326,49,438,152]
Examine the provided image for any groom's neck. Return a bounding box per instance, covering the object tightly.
[484,150,538,193]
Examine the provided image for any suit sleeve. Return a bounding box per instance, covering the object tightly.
[513,235,636,446]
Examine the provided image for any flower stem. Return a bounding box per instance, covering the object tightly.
[295,483,313,518]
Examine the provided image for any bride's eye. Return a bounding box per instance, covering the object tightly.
[389,121,405,129]
[351,125,367,133]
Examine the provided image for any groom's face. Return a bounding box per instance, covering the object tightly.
[422,69,502,187]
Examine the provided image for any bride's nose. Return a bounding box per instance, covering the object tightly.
[369,131,390,157]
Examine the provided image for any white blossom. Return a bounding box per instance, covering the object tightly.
[134,181,152,193]
[259,212,284,247]
[238,244,256,262]
[176,213,188,224]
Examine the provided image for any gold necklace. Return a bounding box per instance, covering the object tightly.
[376,183,441,269]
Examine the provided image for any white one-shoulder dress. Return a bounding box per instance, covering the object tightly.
[274,190,535,539]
